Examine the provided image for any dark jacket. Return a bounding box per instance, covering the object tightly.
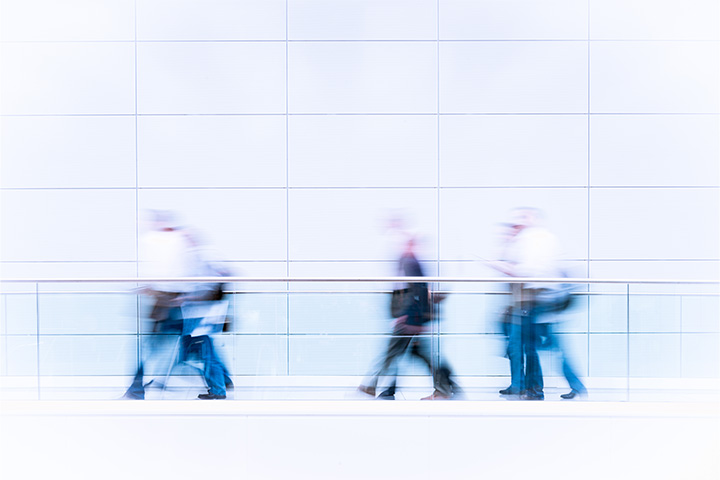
[398,253,431,326]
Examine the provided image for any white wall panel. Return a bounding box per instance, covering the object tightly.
[440,0,588,40]
[3,336,38,376]
[289,115,437,187]
[138,189,287,261]
[438,261,521,294]
[230,293,287,335]
[591,42,720,113]
[440,115,588,186]
[138,116,286,187]
[590,294,627,333]
[38,335,136,375]
[1,117,135,189]
[0,190,136,262]
[233,335,287,375]
[288,42,437,113]
[0,43,135,115]
[37,293,136,335]
[137,42,286,114]
[289,261,399,292]
[681,296,720,333]
[590,189,720,260]
[591,115,720,186]
[589,334,627,377]
[137,0,286,41]
[440,292,503,334]
[289,335,386,375]
[440,188,589,261]
[224,261,287,292]
[3,294,38,335]
[590,0,720,40]
[440,42,588,113]
[0,264,137,293]
[289,0,436,40]
[589,261,720,281]
[288,189,437,261]
[629,295,682,333]
[441,335,510,376]
[629,333,681,378]
[682,333,720,378]
[0,0,134,42]
[289,293,389,334]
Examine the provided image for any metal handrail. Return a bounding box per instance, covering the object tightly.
[0,276,718,285]
[0,290,718,296]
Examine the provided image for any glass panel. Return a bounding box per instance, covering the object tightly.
[0,279,716,401]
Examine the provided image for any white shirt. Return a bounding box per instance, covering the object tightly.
[139,229,192,292]
[505,226,562,290]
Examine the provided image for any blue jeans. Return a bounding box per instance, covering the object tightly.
[191,335,229,396]
[124,305,184,399]
[545,323,586,393]
[507,306,543,394]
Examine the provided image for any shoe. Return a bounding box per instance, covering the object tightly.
[561,390,586,400]
[521,392,544,401]
[377,389,395,400]
[225,381,234,391]
[198,392,226,400]
[121,392,144,400]
[357,385,376,397]
[499,386,521,395]
[421,390,452,400]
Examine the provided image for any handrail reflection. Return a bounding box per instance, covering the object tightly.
[2,276,718,285]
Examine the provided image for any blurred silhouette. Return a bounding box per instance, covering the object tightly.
[123,210,192,400]
[489,207,586,400]
[359,233,457,400]
[179,228,233,400]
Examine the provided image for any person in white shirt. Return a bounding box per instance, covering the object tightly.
[489,208,560,401]
[123,210,192,400]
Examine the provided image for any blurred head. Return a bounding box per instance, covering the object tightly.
[150,210,182,231]
[508,207,544,232]
[402,235,418,255]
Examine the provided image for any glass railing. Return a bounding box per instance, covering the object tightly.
[0,277,718,401]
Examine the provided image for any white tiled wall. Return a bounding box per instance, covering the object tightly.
[1,0,718,380]
[440,41,588,113]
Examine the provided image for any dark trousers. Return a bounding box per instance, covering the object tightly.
[366,323,454,396]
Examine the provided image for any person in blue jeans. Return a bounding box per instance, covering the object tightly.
[182,330,231,400]
[490,207,566,401]
[501,302,544,399]
[541,320,587,399]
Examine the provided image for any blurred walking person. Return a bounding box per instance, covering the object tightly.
[358,235,457,400]
[123,210,193,400]
[179,228,233,400]
[489,207,585,400]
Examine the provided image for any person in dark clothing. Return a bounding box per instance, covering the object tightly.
[358,237,457,400]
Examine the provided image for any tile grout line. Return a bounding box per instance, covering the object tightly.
[134,0,141,371]
[587,0,592,377]
[285,0,290,377]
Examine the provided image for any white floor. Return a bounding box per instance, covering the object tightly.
[1,397,718,480]
[2,373,719,402]
[1,376,719,480]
